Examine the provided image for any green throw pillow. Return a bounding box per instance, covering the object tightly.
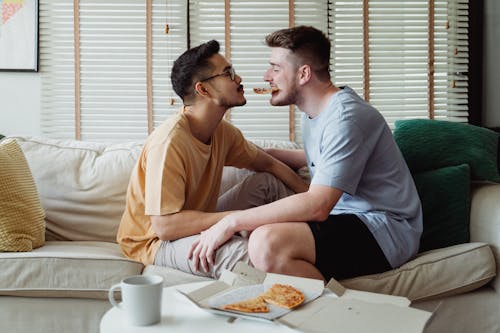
[0,134,4,141]
[414,164,470,252]
[394,119,500,182]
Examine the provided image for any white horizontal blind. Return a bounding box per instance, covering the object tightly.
[40,0,187,142]
[78,1,148,141]
[39,0,76,139]
[329,0,469,129]
[152,0,188,128]
[40,0,468,142]
[188,0,226,52]
[329,1,364,95]
[369,1,432,125]
[444,0,469,121]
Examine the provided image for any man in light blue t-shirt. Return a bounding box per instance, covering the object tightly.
[189,26,422,282]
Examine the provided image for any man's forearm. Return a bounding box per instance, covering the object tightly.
[227,185,343,234]
[150,210,234,241]
[265,148,307,170]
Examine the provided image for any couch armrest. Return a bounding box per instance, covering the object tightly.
[470,183,500,292]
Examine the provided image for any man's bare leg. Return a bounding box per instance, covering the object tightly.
[248,222,325,281]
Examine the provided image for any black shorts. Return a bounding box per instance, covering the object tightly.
[308,214,392,281]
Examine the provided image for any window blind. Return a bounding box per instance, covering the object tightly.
[39,0,76,139]
[78,1,148,141]
[329,0,469,129]
[151,0,188,129]
[445,0,469,121]
[39,0,187,141]
[40,0,469,142]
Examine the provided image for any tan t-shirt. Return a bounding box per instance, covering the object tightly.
[117,111,259,264]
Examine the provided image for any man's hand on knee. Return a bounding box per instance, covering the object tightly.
[188,217,236,273]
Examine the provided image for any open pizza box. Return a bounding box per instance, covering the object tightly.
[178,262,435,333]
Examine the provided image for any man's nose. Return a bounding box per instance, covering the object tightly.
[263,68,272,82]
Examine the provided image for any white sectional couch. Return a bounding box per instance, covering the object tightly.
[0,136,498,333]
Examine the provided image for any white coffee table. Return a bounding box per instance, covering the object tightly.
[100,281,299,333]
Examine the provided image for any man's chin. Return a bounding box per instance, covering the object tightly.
[270,99,285,107]
[227,100,246,108]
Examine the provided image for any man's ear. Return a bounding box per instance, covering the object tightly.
[194,82,209,96]
[298,64,312,85]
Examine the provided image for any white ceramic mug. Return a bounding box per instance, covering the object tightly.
[108,275,164,326]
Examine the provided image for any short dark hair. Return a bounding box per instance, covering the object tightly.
[171,40,220,104]
[265,26,331,81]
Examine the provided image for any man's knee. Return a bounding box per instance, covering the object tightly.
[249,172,294,202]
[217,172,292,211]
[243,172,276,191]
[248,225,282,272]
[212,236,251,278]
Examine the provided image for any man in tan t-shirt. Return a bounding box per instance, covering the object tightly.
[117,40,308,279]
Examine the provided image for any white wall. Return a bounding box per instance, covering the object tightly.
[0,72,40,136]
[483,0,500,127]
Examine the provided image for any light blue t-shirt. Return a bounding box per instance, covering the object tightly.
[301,86,423,268]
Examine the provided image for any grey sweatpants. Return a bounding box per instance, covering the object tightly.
[154,172,294,279]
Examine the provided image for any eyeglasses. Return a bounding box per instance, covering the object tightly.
[199,67,236,82]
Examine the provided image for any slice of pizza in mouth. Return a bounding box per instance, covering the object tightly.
[253,87,279,94]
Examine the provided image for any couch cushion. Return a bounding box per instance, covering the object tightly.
[393,119,500,182]
[411,286,500,333]
[0,296,112,333]
[12,136,142,243]
[340,242,496,301]
[0,138,45,251]
[0,241,144,299]
[414,164,471,252]
[470,183,500,292]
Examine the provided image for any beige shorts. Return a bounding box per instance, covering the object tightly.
[154,172,294,279]
[154,234,250,279]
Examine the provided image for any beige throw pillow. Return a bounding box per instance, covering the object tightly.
[0,139,45,251]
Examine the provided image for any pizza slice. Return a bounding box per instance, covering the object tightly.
[261,284,305,309]
[222,296,270,313]
[253,87,279,94]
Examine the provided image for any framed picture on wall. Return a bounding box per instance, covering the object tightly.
[0,0,38,72]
